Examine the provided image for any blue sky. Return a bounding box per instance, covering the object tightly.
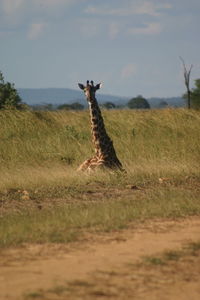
[0,0,200,98]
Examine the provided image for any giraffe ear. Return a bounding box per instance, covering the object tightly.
[95,83,102,90]
[78,83,85,90]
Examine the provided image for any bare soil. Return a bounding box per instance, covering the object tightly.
[1,217,200,300]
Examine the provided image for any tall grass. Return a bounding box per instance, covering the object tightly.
[0,108,199,191]
[0,110,90,167]
[0,108,200,247]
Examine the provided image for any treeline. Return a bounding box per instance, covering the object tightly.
[42,96,151,111]
[31,96,153,111]
[0,71,200,111]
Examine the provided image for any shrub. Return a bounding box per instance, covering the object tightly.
[127,95,150,109]
[0,71,24,110]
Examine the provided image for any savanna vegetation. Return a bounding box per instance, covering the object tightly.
[127,95,150,109]
[183,78,200,109]
[58,102,84,110]
[0,108,200,248]
[0,71,25,110]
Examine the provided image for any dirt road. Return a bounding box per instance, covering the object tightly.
[1,217,200,300]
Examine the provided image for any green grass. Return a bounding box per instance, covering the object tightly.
[1,187,200,248]
[0,108,200,248]
[25,291,44,299]
[144,250,182,266]
[0,108,199,182]
[0,108,199,194]
[143,241,200,266]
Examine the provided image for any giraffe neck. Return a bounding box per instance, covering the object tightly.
[87,95,112,157]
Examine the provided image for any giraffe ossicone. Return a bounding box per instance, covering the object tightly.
[77,80,124,172]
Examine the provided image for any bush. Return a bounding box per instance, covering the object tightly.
[127,95,150,109]
[0,71,24,110]
[102,102,116,109]
[190,79,200,109]
[58,102,84,110]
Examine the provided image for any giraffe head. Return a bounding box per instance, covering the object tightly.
[78,80,102,102]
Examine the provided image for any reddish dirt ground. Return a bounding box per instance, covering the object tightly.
[1,217,200,300]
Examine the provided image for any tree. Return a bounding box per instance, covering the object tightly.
[58,103,71,110]
[70,102,84,110]
[159,100,168,108]
[0,71,23,109]
[102,102,116,109]
[179,57,193,109]
[183,79,200,109]
[31,103,54,111]
[58,102,84,110]
[127,95,150,109]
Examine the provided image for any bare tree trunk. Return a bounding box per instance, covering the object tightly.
[187,90,191,109]
[179,57,193,109]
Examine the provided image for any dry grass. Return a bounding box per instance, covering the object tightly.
[0,108,199,190]
[1,187,200,247]
[0,108,200,247]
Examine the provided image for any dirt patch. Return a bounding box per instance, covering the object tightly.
[0,217,200,300]
[64,249,200,300]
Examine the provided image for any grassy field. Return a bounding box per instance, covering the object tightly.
[0,108,200,247]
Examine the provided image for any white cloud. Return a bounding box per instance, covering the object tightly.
[85,1,172,17]
[0,30,12,38]
[109,23,119,39]
[33,0,74,9]
[1,0,77,18]
[1,0,25,15]
[78,19,101,38]
[135,2,172,16]
[121,63,137,79]
[84,5,106,15]
[28,22,46,40]
[0,0,78,39]
[128,22,162,35]
[35,0,66,4]
[135,1,160,16]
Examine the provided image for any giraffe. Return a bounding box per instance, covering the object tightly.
[77,80,124,172]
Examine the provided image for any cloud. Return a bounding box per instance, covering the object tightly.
[0,0,79,39]
[134,1,160,16]
[0,0,77,19]
[28,22,46,40]
[84,2,168,39]
[0,30,12,38]
[128,22,162,35]
[121,63,137,79]
[33,0,75,9]
[1,0,25,15]
[135,2,172,16]
[85,1,172,17]
[109,23,119,39]
[78,18,101,38]
[35,0,66,4]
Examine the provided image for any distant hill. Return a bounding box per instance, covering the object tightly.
[148,97,185,108]
[17,88,185,108]
[17,88,127,107]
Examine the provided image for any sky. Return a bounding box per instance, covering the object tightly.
[0,0,200,98]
